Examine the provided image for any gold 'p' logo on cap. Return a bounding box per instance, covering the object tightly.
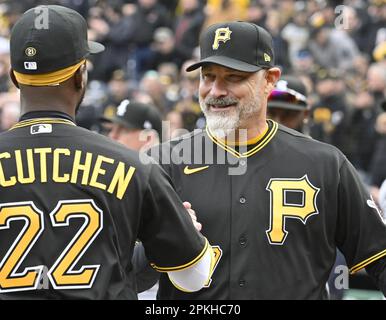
[25,47,37,57]
[212,27,232,50]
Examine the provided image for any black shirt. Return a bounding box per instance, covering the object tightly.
[149,121,386,299]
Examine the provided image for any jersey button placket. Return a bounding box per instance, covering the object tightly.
[239,236,247,247]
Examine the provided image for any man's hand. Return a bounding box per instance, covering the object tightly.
[183,201,202,231]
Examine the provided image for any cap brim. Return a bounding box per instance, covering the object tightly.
[100,116,140,130]
[88,41,105,54]
[268,101,308,111]
[186,56,264,73]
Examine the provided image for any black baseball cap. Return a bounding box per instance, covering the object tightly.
[268,76,308,111]
[186,21,275,73]
[10,5,104,74]
[101,100,163,137]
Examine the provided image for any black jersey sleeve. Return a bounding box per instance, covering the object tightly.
[365,256,386,296]
[146,142,174,177]
[132,243,159,292]
[137,163,207,271]
[336,159,386,274]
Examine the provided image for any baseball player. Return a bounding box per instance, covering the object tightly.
[0,5,214,299]
[146,21,386,299]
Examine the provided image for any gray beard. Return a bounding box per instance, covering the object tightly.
[200,96,261,139]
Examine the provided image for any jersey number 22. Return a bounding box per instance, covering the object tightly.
[0,199,103,292]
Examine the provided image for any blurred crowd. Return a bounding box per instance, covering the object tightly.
[0,0,385,203]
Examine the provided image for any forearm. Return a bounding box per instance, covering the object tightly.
[167,245,214,292]
[134,240,214,293]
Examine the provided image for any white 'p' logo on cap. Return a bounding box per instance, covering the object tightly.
[117,99,130,116]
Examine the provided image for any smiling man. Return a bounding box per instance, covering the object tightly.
[188,23,280,144]
[144,21,386,300]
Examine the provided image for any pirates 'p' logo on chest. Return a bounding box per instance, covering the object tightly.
[212,27,232,50]
[265,175,320,245]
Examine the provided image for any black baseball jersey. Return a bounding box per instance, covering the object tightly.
[0,113,206,299]
[149,120,386,299]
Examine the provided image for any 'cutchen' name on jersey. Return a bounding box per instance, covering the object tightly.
[0,148,136,199]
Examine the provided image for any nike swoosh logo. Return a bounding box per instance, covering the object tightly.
[184,165,209,175]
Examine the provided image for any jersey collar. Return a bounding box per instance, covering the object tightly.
[10,111,76,130]
[206,119,278,158]
[19,111,75,122]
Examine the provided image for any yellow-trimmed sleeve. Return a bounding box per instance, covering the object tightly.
[150,238,209,272]
[349,249,386,274]
[166,244,215,293]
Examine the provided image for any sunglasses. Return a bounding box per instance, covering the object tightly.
[268,89,307,106]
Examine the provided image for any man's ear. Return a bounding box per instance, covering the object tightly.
[143,131,158,150]
[265,67,281,94]
[9,69,19,89]
[74,63,87,90]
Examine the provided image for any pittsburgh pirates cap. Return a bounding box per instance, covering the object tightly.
[10,5,105,74]
[268,76,308,111]
[101,100,163,137]
[186,21,274,73]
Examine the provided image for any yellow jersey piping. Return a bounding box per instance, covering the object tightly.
[167,246,216,293]
[151,238,209,272]
[206,120,278,158]
[349,249,386,274]
[10,118,76,130]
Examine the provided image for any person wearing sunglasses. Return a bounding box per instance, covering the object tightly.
[267,75,353,299]
[267,75,310,133]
